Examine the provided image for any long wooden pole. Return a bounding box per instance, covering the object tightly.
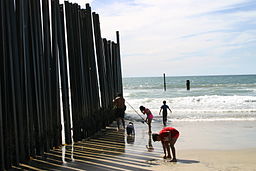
[163,73,166,91]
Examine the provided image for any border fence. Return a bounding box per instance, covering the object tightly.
[0,0,123,170]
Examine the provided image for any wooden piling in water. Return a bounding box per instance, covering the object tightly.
[186,80,190,90]
[164,73,166,91]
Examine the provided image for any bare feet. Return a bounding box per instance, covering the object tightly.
[163,155,171,159]
[170,158,177,162]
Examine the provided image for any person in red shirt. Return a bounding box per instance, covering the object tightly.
[152,127,179,162]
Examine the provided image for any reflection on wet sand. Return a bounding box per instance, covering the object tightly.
[147,133,154,152]
[12,126,160,170]
[127,135,135,144]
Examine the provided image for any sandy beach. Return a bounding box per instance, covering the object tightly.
[13,119,256,171]
[151,148,256,171]
[137,120,256,171]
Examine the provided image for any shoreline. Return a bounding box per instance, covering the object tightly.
[138,120,256,150]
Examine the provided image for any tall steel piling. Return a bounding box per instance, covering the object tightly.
[0,1,123,169]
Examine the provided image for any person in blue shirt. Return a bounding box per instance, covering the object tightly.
[159,101,172,126]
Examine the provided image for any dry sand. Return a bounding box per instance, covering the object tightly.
[151,149,256,171]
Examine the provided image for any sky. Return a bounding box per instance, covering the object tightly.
[61,0,256,77]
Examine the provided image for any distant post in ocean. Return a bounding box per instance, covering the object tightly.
[186,80,190,90]
[163,73,166,91]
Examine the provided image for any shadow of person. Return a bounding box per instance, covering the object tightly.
[127,135,135,144]
[177,159,200,164]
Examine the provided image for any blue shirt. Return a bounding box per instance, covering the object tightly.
[161,104,170,111]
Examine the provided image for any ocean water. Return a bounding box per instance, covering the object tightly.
[123,75,256,122]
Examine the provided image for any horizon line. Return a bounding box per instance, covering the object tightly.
[122,73,256,78]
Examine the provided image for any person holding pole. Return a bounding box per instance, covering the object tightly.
[126,101,148,124]
[139,106,153,133]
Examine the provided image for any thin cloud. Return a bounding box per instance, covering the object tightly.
[204,1,256,15]
[62,0,256,76]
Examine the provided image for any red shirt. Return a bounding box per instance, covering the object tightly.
[159,127,179,140]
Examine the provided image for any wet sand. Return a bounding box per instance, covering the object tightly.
[12,120,256,171]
